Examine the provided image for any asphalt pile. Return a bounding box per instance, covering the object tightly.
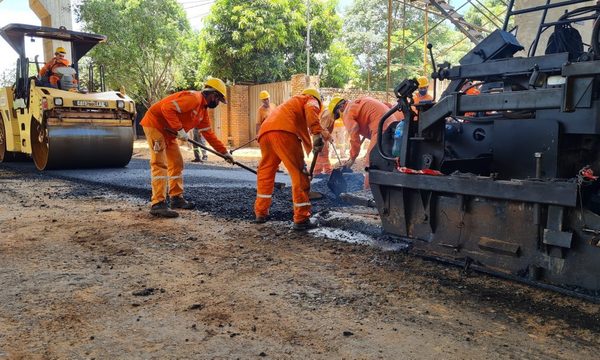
[0,161,370,223]
[189,174,366,221]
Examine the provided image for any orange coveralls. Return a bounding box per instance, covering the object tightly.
[256,103,276,133]
[140,91,227,205]
[342,97,401,187]
[412,93,434,105]
[39,57,72,87]
[254,94,323,223]
[314,109,334,175]
[464,87,480,117]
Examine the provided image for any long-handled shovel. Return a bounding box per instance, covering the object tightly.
[307,146,324,200]
[165,129,285,189]
[327,140,349,196]
[229,137,256,154]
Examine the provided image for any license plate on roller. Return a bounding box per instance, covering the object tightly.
[74,100,108,107]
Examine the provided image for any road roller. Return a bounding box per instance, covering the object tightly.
[0,23,135,170]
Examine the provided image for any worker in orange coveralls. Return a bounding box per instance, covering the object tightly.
[412,76,434,105]
[39,46,76,88]
[140,77,234,218]
[332,117,348,157]
[329,96,401,188]
[462,81,481,117]
[313,108,335,176]
[256,90,276,133]
[254,88,330,230]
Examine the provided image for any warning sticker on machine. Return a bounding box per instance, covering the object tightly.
[73,100,108,107]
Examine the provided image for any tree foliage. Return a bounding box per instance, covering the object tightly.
[318,40,358,88]
[75,0,193,107]
[199,0,348,84]
[464,0,507,30]
[0,67,16,88]
[341,0,477,90]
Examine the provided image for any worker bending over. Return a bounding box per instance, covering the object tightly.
[140,77,234,218]
[329,96,402,187]
[254,88,329,230]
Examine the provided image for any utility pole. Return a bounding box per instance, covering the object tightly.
[423,3,429,76]
[305,0,311,87]
[387,0,392,101]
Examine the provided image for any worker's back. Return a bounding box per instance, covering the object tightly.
[344,97,399,139]
[258,94,321,153]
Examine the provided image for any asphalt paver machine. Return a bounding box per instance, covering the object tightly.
[370,0,600,300]
[0,24,135,170]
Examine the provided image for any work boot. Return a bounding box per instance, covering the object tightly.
[191,158,202,163]
[254,216,268,224]
[202,155,209,161]
[292,218,318,231]
[170,196,196,210]
[149,201,179,218]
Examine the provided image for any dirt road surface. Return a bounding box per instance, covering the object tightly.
[1,156,599,358]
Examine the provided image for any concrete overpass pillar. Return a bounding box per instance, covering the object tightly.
[29,0,73,62]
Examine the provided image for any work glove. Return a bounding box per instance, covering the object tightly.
[312,134,324,154]
[176,128,189,141]
[221,152,235,164]
[343,157,356,169]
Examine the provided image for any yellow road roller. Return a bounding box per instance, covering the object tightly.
[0,23,135,170]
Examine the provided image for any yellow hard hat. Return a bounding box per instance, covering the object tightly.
[204,77,227,103]
[417,76,429,88]
[301,88,322,105]
[55,46,66,54]
[259,90,270,100]
[328,96,345,119]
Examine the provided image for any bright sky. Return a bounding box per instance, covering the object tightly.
[0,0,217,74]
[0,0,43,73]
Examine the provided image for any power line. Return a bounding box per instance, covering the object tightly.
[183,0,215,10]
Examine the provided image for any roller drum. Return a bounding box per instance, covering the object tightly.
[32,123,133,170]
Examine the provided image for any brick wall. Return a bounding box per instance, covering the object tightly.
[320,88,396,105]
[226,85,250,146]
[290,74,320,95]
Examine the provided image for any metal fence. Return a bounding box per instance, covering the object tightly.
[247,81,292,140]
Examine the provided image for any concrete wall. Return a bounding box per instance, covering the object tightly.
[513,0,594,57]
[29,0,73,62]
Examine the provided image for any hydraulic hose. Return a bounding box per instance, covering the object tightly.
[593,15,600,59]
[377,100,403,161]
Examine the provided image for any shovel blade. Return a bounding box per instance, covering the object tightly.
[327,168,348,196]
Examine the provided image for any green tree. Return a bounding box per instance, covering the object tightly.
[464,0,507,29]
[75,0,193,107]
[317,40,358,88]
[342,0,476,90]
[0,67,16,88]
[199,0,343,84]
[341,0,387,90]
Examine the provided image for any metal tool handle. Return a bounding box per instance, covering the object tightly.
[230,137,257,154]
[165,128,257,174]
[165,128,287,189]
[330,139,343,167]
[308,154,318,178]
